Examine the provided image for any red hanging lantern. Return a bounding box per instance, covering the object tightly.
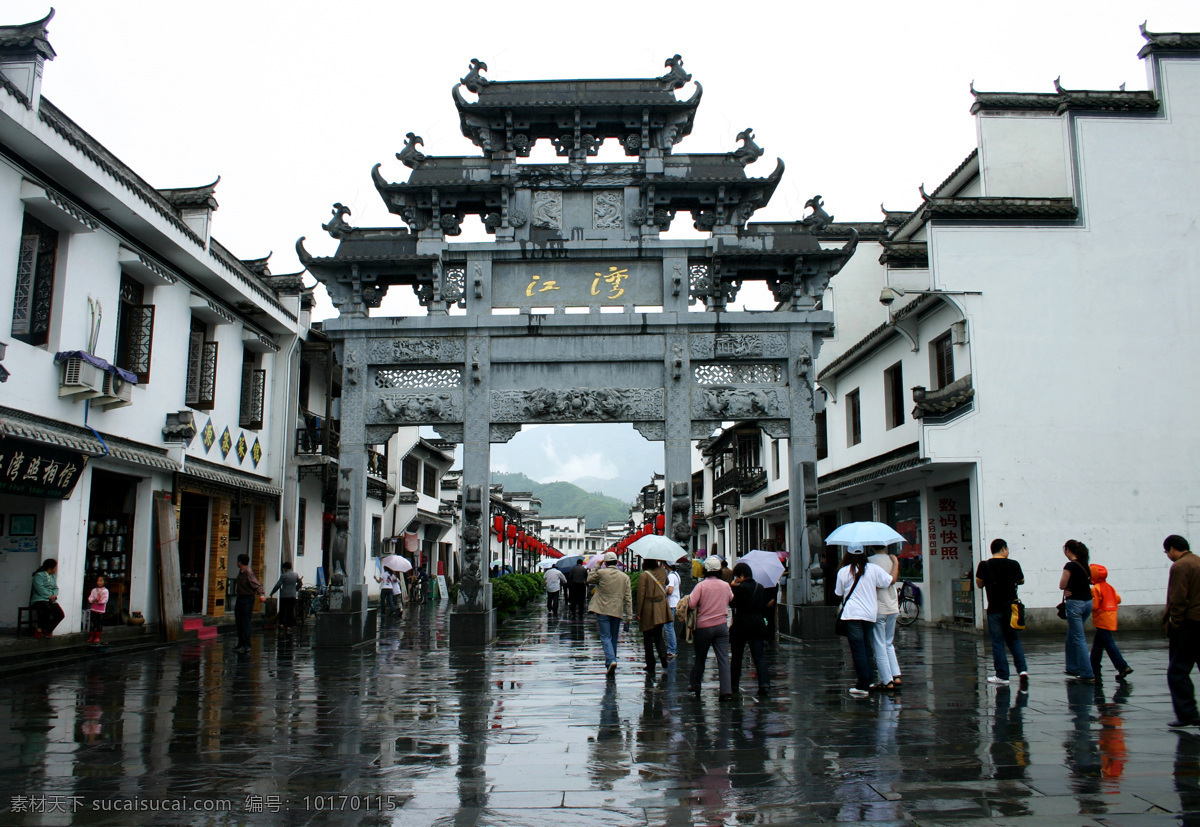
[655,514,665,534]
[507,524,517,543]
[493,515,504,536]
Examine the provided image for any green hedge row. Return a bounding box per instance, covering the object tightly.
[492,572,545,616]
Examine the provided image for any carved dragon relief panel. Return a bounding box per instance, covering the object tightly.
[531,191,562,229]
[692,387,786,420]
[372,390,464,424]
[593,190,624,229]
[690,333,788,360]
[367,338,467,363]
[491,387,664,423]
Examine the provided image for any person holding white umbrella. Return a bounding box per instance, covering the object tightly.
[635,559,671,674]
[834,546,898,697]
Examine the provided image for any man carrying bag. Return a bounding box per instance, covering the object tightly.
[975,538,1029,686]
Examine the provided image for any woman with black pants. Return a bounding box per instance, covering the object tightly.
[834,548,897,697]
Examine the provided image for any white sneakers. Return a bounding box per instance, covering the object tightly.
[848,688,869,698]
[987,676,1010,685]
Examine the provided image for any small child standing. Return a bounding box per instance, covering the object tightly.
[87,575,109,644]
[1090,564,1132,679]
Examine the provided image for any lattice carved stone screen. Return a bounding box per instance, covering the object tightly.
[693,363,784,385]
[374,368,463,389]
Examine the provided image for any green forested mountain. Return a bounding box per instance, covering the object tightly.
[490,472,631,529]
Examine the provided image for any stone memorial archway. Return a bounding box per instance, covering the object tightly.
[300,57,856,645]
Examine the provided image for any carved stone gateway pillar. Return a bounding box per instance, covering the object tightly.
[315,336,378,647]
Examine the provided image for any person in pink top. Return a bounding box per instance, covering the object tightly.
[87,574,109,645]
[688,556,735,699]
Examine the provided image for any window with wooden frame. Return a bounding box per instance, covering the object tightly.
[185,317,218,410]
[297,498,306,557]
[401,455,419,490]
[933,332,954,390]
[11,213,59,346]
[115,273,154,382]
[770,439,780,480]
[423,463,438,497]
[239,348,265,430]
[884,361,905,430]
[816,410,828,460]
[846,388,862,447]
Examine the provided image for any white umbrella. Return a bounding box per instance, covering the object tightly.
[824,521,906,550]
[537,559,556,570]
[381,554,412,573]
[741,549,786,587]
[586,554,607,569]
[629,534,688,563]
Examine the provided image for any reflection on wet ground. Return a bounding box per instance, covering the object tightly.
[0,601,1194,825]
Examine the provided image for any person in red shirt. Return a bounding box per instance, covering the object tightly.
[688,556,734,699]
[1090,563,1132,679]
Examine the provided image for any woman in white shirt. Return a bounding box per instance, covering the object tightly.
[663,564,682,658]
[869,548,902,690]
[834,547,898,697]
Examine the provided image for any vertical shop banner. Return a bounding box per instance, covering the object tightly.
[0,437,86,499]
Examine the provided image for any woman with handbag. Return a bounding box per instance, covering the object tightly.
[1060,539,1096,683]
[636,559,671,674]
[834,547,897,697]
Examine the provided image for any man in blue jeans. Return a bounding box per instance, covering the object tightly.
[234,554,266,654]
[975,539,1028,687]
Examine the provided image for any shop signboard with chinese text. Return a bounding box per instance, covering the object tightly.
[0,438,86,499]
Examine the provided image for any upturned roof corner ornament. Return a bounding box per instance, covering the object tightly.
[659,54,691,90]
[731,128,765,167]
[397,133,426,169]
[460,58,490,93]
[321,203,354,239]
[801,195,833,231]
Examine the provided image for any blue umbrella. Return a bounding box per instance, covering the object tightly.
[554,555,584,571]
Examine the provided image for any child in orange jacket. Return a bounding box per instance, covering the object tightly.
[1090,564,1132,679]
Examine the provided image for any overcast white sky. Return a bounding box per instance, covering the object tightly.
[9,1,1200,484]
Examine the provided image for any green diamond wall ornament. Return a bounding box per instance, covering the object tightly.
[202,419,216,452]
[236,433,248,463]
[219,427,232,459]
[251,437,262,467]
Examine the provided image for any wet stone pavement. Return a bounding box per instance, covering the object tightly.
[0,603,1198,826]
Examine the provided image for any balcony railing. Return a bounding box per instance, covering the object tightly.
[295,411,339,459]
[367,447,386,479]
[713,466,767,497]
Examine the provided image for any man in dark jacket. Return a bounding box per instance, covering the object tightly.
[567,561,589,616]
[234,554,266,654]
[1165,535,1200,727]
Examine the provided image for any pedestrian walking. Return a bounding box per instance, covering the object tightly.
[719,558,734,584]
[1060,539,1095,682]
[691,556,704,580]
[86,574,109,645]
[636,559,671,673]
[234,554,266,654]
[30,558,63,639]
[374,568,398,620]
[270,561,302,639]
[869,547,902,690]
[664,563,681,658]
[544,564,567,616]
[567,560,589,616]
[729,562,771,696]
[1163,535,1200,727]
[390,568,405,617]
[834,548,897,698]
[688,556,735,700]
[975,538,1029,686]
[1089,563,1132,680]
[588,551,632,676]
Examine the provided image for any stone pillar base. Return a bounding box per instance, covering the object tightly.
[779,604,837,640]
[314,607,378,648]
[449,609,496,647]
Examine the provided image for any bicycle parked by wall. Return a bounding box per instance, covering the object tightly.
[897,581,921,626]
[297,586,326,623]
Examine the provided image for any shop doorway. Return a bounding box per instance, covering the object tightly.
[178,492,210,615]
[85,470,138,626]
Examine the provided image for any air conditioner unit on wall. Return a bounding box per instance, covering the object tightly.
[59,356,102,399]
[96,372,133,409]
